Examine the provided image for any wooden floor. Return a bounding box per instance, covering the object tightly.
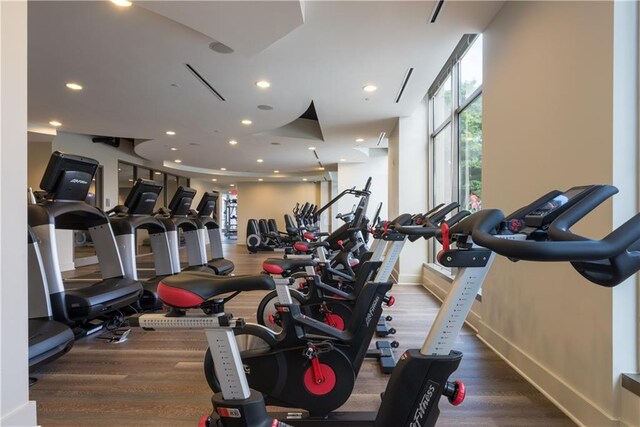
[31,242,574,426]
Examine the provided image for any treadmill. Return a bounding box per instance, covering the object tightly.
[109,179,177,310]
[28,226,74,371]
[193,192,234,275]
[163,186,223,275]
[28,151,143,331]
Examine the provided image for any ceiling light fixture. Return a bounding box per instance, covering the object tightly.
[170,147,178,151]
[49,120,62,127]
[340,158,347,162]
[230,184,235,187]
[363,84,377,92]
[220,167,227,171]
[356,138,364,143]
[257,159,264,163]
[258,178,263,181]
[229,140,238,145]
[212,178,217,182]
[273,170,279,173]
[166,131,176,136]
[174,159,182,163]
[319,167,325,171]
[241,119,252,125]
[110,0,132,7]
[303,178,308,181]
[65,82,83,91]
[256,80,271,89]
[308,147,315,150]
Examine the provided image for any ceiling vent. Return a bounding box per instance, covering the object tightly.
[376,132,386,146]
[185,63,226,101]
[395,68,414,103]
[429,0,445,23]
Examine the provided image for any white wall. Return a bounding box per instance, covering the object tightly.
[422,1,638,425]
[0,1,38,425]
[336,148,388,231]
[236,181,318,243]
[388,102,429,284]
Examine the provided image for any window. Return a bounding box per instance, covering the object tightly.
[428,34,483,264]
[117,162,190,208]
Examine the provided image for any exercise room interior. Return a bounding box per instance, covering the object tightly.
[1,1,639,426]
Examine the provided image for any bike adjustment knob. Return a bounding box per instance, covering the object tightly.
[443,380,465,406]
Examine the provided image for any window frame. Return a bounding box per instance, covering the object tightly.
[427,34,483,267]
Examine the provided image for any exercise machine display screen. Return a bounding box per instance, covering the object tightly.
[168,186,197,216]
[124,179,163,215]
[196,192,218,217]
[524,185,594,227]
[39,151,99,202]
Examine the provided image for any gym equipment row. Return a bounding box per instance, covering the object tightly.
[26,151,234,374]
[131,184,640,426]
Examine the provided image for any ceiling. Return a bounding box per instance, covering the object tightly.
[28,1,503,183]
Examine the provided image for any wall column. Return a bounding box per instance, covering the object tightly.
[388,101,428,284]
[0,1,38,425]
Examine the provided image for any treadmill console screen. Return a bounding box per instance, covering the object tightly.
[40,151,99,202]
[196,192,218,218]
[524,186,593,227]
[124,179,163,215]
[168,186,197,216]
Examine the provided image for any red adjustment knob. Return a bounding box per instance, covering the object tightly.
[449,380,465,406]
[383,295,395,307]
[337,240,344,248]
[198,416,210,427]
[268,313,276,325]
[440,222,450,252]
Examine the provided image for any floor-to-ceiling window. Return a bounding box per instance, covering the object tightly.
[428,34,483,265]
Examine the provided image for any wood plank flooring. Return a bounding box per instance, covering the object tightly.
[30,242,574,426]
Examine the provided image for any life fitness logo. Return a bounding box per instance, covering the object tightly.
[410,380,439,427]
[69,178,88,185]
[365,295,381,327]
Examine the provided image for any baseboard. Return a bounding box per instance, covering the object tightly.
[0,400,38,426]
[397,272,422,285]
[58,261,76,272]
[478,323,619,427]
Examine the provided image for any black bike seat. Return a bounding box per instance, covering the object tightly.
[263,258,317,275]
[158,272,275,308]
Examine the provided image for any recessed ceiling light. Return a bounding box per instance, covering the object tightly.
[241,119,252,125]
[211,178,217,182]
[363,84,377,92]
[257,159,264,163]
[170,147,177,151]
[110,0,132,7]
[256,80,271,89]
[166,131,176,136]
[49,120,62,127]
[220,167,227,171]
[273,170,279,173]
[319,167,325,170]
[230,184,235,187]
[356,138,364,143]
[209,41,234,54]
[128,179,134,182]
[229,140,238,145]
[303,178,308,181]
[118,168,122,171]
[65,82,83,91]
[340,158,347,162]
[308,147,315,150]
[258,178,263,181]
[174,159,182,163]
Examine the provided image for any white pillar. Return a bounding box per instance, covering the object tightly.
[0,1,37,425]
[388,101,428,284]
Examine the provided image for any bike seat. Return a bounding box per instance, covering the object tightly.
[158,272,275,308]
[263,258,317,276]
[294,241,329,253]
